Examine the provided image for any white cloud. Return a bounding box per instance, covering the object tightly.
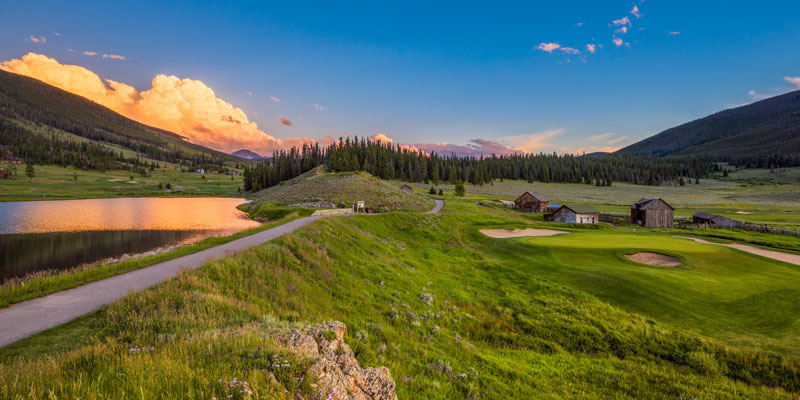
[631,5,642,18]
[83,51,97,56]
[245,91,253,96]
[27,35,46,43]
[612,38,624,47]
[535,42,561,53]
[270,95,282,103]
[502,129,566,153]
[313,103,327,111]
[668,31,681,35]
[748,90,772,100]
[561,47,580,55]
[102,54,126,60]
[615,26,629,34]
[586,44,597,53]
[784,76,800,88]
[53,32,61,37]
[576,22,585,27]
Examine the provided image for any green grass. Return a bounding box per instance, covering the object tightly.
[0,164,245,202]
[1,196,798,398]
[253,166,433,212]
[240,202,320,221]
[0,213,305,308]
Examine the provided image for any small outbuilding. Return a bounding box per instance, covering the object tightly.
[552,204,599,224]
[631,198,674,228]
[514,191,549,213]
[692,212,743,229]
[398,184,413,193]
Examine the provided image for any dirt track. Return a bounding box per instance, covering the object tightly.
[676,236,800,265]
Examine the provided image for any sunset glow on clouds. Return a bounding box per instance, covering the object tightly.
[0,53,315,154]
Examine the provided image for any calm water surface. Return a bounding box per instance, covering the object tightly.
[0,197,260,281]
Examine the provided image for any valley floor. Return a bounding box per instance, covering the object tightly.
[1,194,799,399]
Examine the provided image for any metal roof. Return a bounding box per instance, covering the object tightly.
[516,191,549,202]
[693,212,719,220]
[559,204,599,214]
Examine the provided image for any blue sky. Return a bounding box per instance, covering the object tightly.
[2,0,800,155]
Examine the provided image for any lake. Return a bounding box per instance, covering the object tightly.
[0,197,260,281]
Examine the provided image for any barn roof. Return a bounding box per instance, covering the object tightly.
[517,191,548,202]
[559,204,598,214]
[693,212,719,220]
[632,197,674,210]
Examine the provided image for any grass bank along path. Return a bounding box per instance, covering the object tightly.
[0,215,323,348]
[676,236,800,265]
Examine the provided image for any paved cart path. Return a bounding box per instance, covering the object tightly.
[0,215,323,348]
[676,236,800,265]
[425,199,444,214]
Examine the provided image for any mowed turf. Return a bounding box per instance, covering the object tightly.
[472,222,800,355]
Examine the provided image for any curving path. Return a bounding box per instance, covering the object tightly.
[0,215,323,348]
[676,236,800,266]
[425,199,444,214]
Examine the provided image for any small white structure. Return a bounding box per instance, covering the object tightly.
[356,201,365,213]
[196,168,205,174]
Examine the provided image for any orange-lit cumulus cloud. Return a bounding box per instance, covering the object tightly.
[0,53,314,154]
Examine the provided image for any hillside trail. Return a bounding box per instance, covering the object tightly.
[676,236,800,266]
[0,198,445,348]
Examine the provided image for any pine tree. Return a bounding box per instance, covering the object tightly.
[454,180,465,197]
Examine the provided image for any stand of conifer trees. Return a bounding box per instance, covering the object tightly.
[243,137,712,192]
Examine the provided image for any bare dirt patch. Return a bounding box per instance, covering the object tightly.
[480,228,568,238]
[625,252,682,267]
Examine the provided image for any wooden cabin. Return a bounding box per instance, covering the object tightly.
[692,212,743,229]
[514,191,549,213]
[552,205,599,224]
[398,184,413,193]
[630,198,674,228]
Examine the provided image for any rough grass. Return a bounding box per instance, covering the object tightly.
[0,164,245,202]
[254,166,432,212]
[1,197,798,398]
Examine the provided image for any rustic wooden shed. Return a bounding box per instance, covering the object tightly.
[630,198,674,228]
[692,212,743,229]
[552,204,599,224]
[398,184,413,193]
[514,191,549,213]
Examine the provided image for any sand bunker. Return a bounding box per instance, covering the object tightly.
[677,236,800,266]
[480,228,568,238]
[625,252,682,267]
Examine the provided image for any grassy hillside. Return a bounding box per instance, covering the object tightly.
[252,165,432,212]
[1,196,799,398]
[616,90,800,166]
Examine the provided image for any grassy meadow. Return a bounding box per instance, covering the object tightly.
[2,192,799,398]
[0,164,245,202]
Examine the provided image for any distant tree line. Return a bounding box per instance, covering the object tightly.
[243,137,712,191]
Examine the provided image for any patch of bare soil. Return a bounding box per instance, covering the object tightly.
[625,252,682,267]
[479,228,568,238]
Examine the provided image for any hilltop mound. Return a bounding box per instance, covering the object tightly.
[253,166,432,212]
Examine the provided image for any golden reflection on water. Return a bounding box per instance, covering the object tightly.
[0,197,260,234]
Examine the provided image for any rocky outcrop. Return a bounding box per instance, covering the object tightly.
[278,321,398,400]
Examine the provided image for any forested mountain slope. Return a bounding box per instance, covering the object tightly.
[0,69,243,171]
[617,90,800,167]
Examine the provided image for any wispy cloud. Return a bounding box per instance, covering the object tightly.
[668,31,681,35]
[102,54,126,60]
[612,16,630,26]
[313,103,327,111]
[83,51,97,56]
[502,129,566,153]
[585,44,597,54]
[27,35,46,44]
[278,115,292,127]
[612,38,624,47]
[561,47,580,55]
[297,115,303,121]
[253,111,259,119]
[576,22,585,27]
[588,133,628,145]
[784,76,800,88]
[615,26,629,34]
[631,5,642,18]
[270,95,282,103]
[535,42,561,53]
[748,90,773,100]
[245,91,253,96]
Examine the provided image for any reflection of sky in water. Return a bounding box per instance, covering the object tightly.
[0,197,259,234]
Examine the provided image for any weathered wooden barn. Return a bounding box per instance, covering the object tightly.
[552,204,599,224]
[514,191,549,212]
[692,212,744,229]
[398,184,413,193]
[630,198,674,228]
